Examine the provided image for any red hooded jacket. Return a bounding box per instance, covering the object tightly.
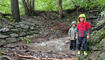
[77,14,91,37]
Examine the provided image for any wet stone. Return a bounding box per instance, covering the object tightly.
[10,33,19,37]
[0,34,8,38]
[6,38,17,43]
[0,39,6,46]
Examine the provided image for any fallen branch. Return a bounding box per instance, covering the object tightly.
[89,10,100,13]
[2,52,78,60]
[14,52,38,60]
[14,52,60,60]
[87,16,98,20]
[92,21,105,31]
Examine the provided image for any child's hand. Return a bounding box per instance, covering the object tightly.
[76,36,78,40]
[87,36,90,39]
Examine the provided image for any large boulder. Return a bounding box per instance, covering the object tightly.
[0,34,8,39]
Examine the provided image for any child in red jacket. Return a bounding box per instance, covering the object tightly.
[76,14,91,56]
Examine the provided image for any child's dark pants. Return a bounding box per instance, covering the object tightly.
[77,37,87,51]
[70,40,76,50]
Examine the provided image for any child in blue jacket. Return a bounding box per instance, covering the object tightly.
[68,21,77,50]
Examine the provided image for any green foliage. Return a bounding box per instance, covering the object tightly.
[62,0,75,10]
[97,56,103,60]
[73,0,89,8]
[0,0,24,15]
[88,28,105,52]
[0,23,2,28]
[36,0,105,11]
[19,0,25,15]
[97,19,105,26]
[36,0,58,11]
[0,0,105,15]
[0,49,2,55]
[88,0,105,10]
[0,49,5,55]
[0,0,11,13]
[20,37,31,44]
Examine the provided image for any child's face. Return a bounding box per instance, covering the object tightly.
[73,24,76,27]
[80,17,85,23]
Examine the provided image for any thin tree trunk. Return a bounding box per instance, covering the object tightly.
[58,0,63,18]
[22,0,30,15]
[22,0,35,16]
[32,0,35,9]
[11,0,20,22]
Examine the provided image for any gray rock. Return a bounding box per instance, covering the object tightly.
[0,56,1,60]
[15,25,21,28]
[11,29,19,32]
[16,38,21,41]
[26,31,35,35]
[19,21,35,26]
[20,23,25,28]
[100,52,105,58]
[10,33,19,37]
[8,25,13,29]
[0,28,9,32]
[19,32,27,37]
[6,38,17,43]
[0,34,8,38]
[24,25,29,29]
[89,51,100,60]
[20,24,29,29]
[99,39,105,50]
[0,39,6,46]
[30,26,35,30]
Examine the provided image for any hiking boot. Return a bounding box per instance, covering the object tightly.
[84,51,87,56]
[77,50,80,55]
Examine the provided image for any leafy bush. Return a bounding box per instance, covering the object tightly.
[36,0,105,11]
[0,0,11,13]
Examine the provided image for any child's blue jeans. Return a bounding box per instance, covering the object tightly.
[77,37,87,51]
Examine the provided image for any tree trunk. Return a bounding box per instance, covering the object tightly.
[58,0,63,18]
[11,0,20,22]
[22,0,35,16]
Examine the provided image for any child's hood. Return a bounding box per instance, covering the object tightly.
[70,21,77,27]
[78,14,86,23]
[71,21,76,24]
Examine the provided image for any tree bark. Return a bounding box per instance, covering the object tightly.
[22,0,35,16]
[58,0,63,18]
[11,0,20,22]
